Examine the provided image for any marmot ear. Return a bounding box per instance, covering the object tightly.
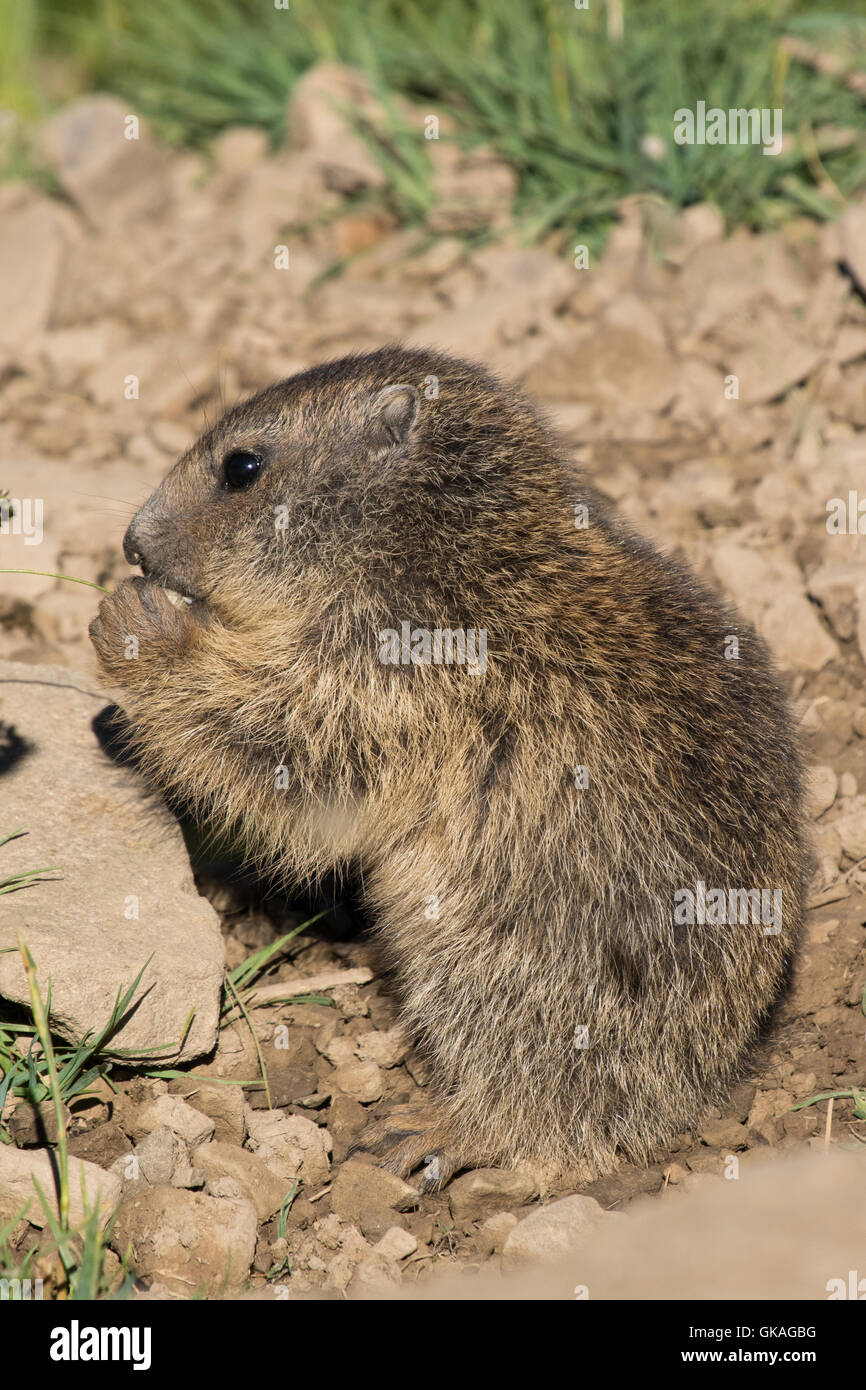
[368,383,419,449]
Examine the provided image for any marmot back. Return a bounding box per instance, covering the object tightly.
[90,346,808,1186]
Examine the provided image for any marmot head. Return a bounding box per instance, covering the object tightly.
[122,346,573,637]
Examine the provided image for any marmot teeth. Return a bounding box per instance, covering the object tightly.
[162,587,193,608]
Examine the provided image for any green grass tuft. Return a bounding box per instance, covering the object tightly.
[4,1,865,248]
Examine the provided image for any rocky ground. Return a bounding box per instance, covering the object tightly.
[1,65,865,1298]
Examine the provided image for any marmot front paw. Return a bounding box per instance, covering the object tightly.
[89,576,194,684]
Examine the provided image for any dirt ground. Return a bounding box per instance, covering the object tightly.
[1,73,866,1297]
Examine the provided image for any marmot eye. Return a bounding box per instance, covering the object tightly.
[222,451,263,490]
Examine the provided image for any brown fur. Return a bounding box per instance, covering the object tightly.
[90,346,808,1188]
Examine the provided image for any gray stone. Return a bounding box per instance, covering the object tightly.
[244,1107,332,1187]
[475,1211,519,1255]
[501,1195,613,1270]
[109,1185,256,1294]
[805,765,838,820]
[806,562,865,642]
[171,1165,205,1190]
[831,796,866,861]
[131,1095,216,1147]
[0,660,224,1062]
[329,1159,419,1226]
[333,1060,385,1102]
[193,1140,290,1221]
[0,199,66,351]
[448,1167,539,1224]
[167,1079,246,1145]
[0,1144,120,1228]
[761,593,838,672]
[7,1098,69,1148]
[41,95,170,225]
[373,1226,418,1261]
[135,1124,187,1186]
[287,62,387,194]
[840,202,866,299]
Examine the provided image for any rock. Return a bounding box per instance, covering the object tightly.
[736,324,822,407]
[41,95,171,225]
[110,1185,256,1294]
[651,460,738,529]
[830,796,866,861]
[131,1095,215,1148]
[727,1082,758,1124]
[0,1145,120,1228]
[428,144,516,233]
[193,1141,290,1221]
[782,1109,818,1141]
[327,1094,367,1152]
[662,1162,690,1188]
[805,765,838,820]
[403,236,465,281]
[711,543,801,627]
[806,562,865,642]
[329,1159,419,1226]
[523,325,677,415]
[840,772,857,799]
[329,209,396,260]
[357,1205,407,1242]
[245,1108,332,1187]
[355,1027,410,1069]
[0,199,66,350]
[679,1170,724,1195]
[810,698,857,745]
[373,1226,418,1261]
[447,1168,539,1224]
[501,1195,612,1271]
[839,201,866,299]
[167,1080,246,1146]
[287,62,387,194]
[329,983,369,1018]
[760,593,838,671]
[669,358,727,427]
[789,1070,818,1098]
[320,1036,358,1066]
[411,248,574,363]
[698,1117,749,1150]
[7,1098,70,1148]
[318,1220,376,1290]
[281,1212,374,1292]
[67,1121,131,1171]
[664,202,725,266]
[245,1062,319,1109]
[0,661,224,1062]
[171,1166,205,1190]
[212,125,269,177]
[347,1251,403,1295]
[227,158,337,266]
[135,1125,187,1186]
[474,1211,519,1256]
[208,1176,244,1200]
[333,1060,385,1103]
[747,1089,792,1141]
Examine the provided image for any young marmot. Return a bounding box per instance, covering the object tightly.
[90,347,807,1187]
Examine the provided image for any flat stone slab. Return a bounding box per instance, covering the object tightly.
[0,659,223,1062]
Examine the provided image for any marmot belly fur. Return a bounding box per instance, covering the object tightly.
[90,346,808,1187]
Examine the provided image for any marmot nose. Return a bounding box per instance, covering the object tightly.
[122,524,143,568]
